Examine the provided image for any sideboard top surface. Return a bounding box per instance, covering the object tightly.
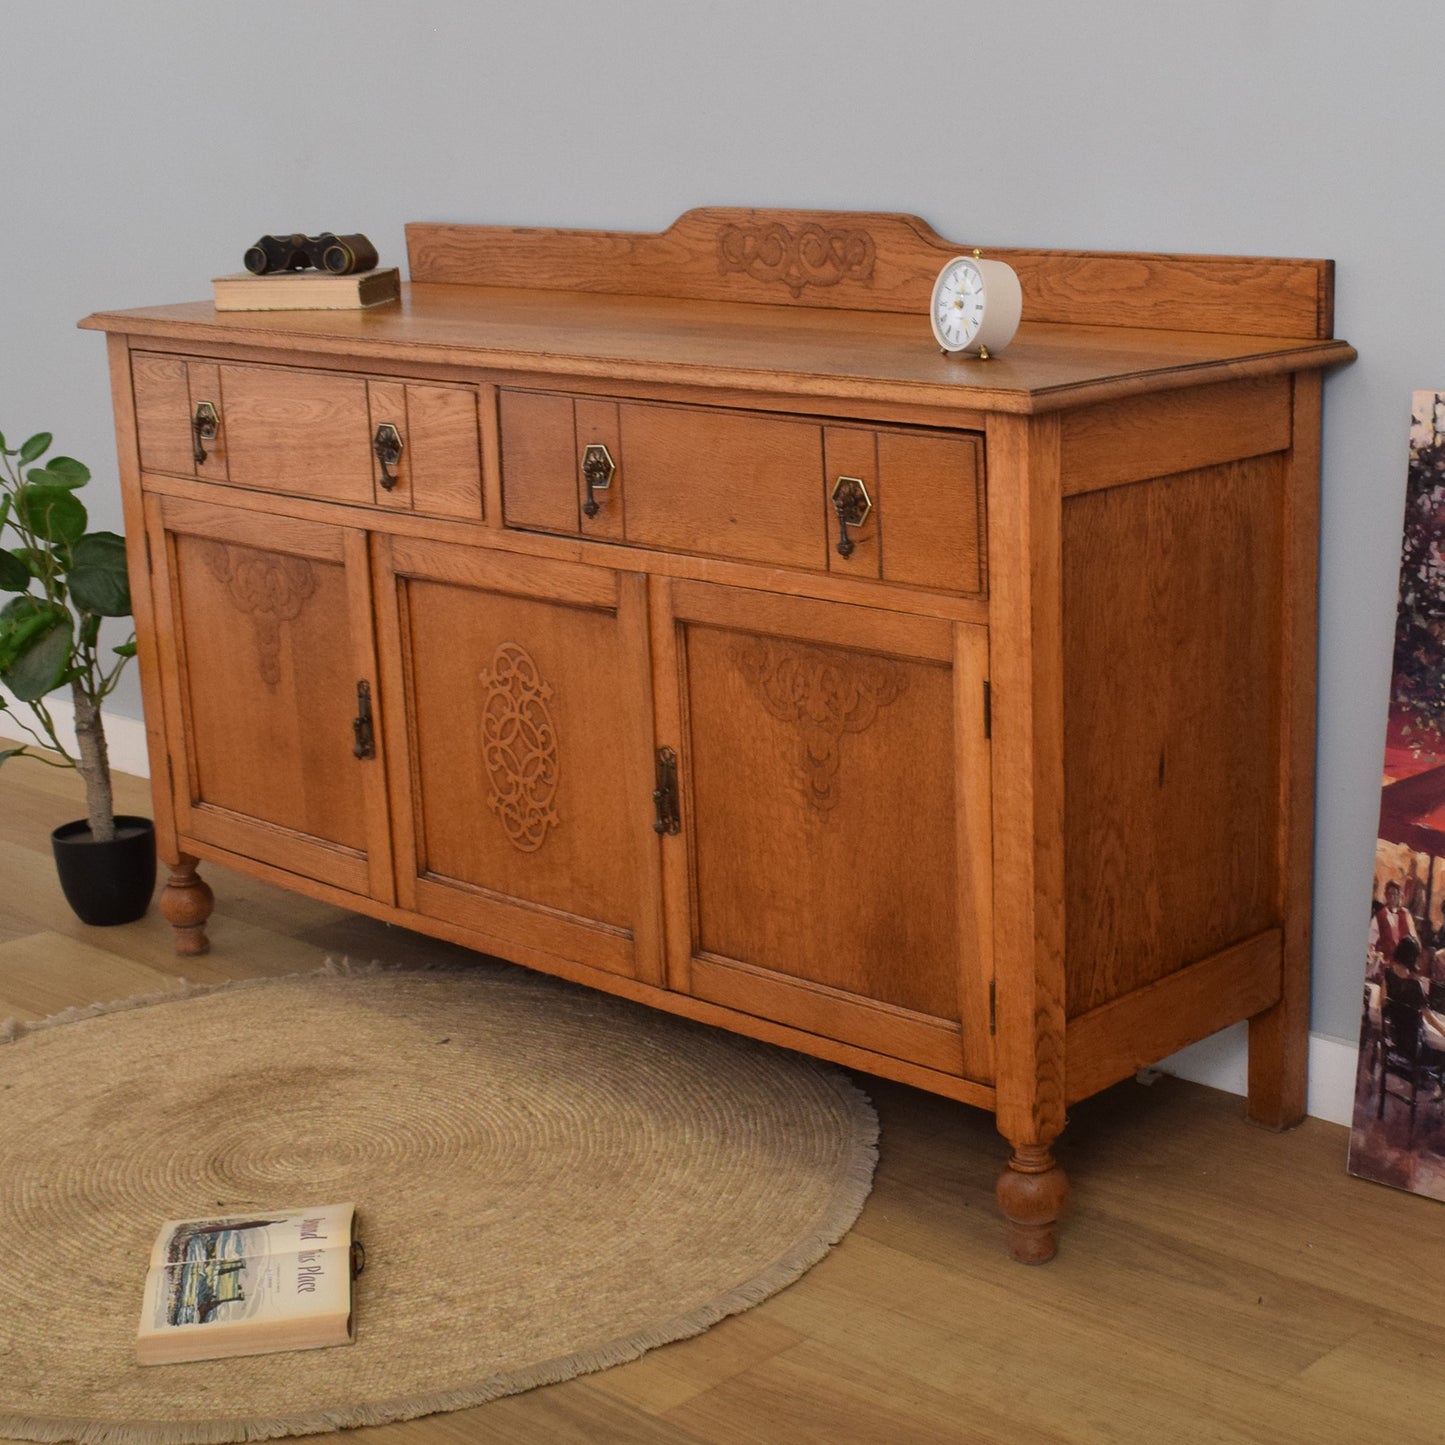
[80,208,1355,415]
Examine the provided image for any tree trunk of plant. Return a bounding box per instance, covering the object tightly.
[70,680,115,842]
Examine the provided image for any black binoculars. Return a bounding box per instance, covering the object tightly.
[243,232,379,276]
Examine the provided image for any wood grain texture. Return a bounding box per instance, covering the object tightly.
[1248,371,1323,1129]
[218,361,374,502]
[1059,374,1292,496]
[405,382,483,520]
[131,351,196,478]
[984,413,1068,1152]
[617,401,827,569]
[678,613,967,1070]
[1065,931,1283,1103]
[375,537,661,983]
[953,623,996,1083]
[498,388,578,533]
[406,208,1337,338]
[143,466,995,628]
[82,292,1355,418]
[106,336,177,864]
[145,494,387,899]
[876,429,986,595]
[1061,455,1285,1017]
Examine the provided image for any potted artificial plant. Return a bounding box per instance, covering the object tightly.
[0,428,154,924]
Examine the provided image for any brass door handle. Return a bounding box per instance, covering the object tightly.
[373,423,404,490]
[352,680,376,760]
[191,401,219,466]
[652,746,680,835]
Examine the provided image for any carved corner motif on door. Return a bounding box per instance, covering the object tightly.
[199,542,318,688]
[733,641,906,811]
[479,641,560,853]
[717,222,876,298]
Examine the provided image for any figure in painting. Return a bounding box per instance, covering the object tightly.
[1368,880,1420,977]
[1348,390,1445,1201]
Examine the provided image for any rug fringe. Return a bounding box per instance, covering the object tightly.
[0,960,880,1445]
[0,956,461,1046]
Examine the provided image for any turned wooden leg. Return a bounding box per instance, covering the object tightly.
[160,854,214,956]
[996,1144,1070,1264]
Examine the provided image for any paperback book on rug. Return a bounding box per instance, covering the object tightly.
[137,1202,362,1365]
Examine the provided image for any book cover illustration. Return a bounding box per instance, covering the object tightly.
[137,1202,358,1364]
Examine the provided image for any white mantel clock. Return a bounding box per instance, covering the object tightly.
[930,251,1023,358]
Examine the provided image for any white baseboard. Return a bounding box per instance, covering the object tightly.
[1,692,152,780]
[1159,1023,1359,1127]
[6,694,1364,1125]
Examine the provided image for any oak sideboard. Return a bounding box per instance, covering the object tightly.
[82,208,1356,1260]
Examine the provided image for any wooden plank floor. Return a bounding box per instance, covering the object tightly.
[3,746,1443,1443]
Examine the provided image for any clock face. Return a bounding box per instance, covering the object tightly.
[932,257,987,351]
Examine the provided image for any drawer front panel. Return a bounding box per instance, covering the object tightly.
[498,388,985,595]
[877,430,985,593]
[219,363,374,502]
[618,402,825,568]
[132,356,484,518]
[133,353,229,482]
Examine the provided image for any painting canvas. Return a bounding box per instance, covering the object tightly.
[1348,392,1445,1199]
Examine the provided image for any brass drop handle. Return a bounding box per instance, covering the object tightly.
[581,443,616,518]
[191,401,219,466]
[373,423,404,490]
[830,476,872,558]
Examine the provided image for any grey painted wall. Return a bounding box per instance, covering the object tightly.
[0,0,1429,1041]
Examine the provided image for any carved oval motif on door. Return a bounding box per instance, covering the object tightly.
[479,641,560,853]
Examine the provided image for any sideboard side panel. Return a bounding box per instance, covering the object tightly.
[1062,453,1287,1019]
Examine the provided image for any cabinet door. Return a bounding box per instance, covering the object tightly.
[144,495,393,899]
[653,579,994,1080]
[373,536,663,983]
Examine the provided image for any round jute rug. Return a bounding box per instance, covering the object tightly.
[0,961,877,1444]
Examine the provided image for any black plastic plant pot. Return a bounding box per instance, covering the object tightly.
[50,815,157,926]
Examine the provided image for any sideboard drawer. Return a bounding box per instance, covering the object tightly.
[499,388,986,594]
[219,363,374,502]
[131,354,483,519]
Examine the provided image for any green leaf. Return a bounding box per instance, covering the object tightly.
[0,431,7,454]
[112,640,137,658]
[18,433,52,464]
[0,607,72,700]
[0,747,28,766]
[0,549,29,593]
[68,532,131,616]
[35,456,90,489]
[9,547,46,579]
[15,485,87,546]
[0,596,59,668]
